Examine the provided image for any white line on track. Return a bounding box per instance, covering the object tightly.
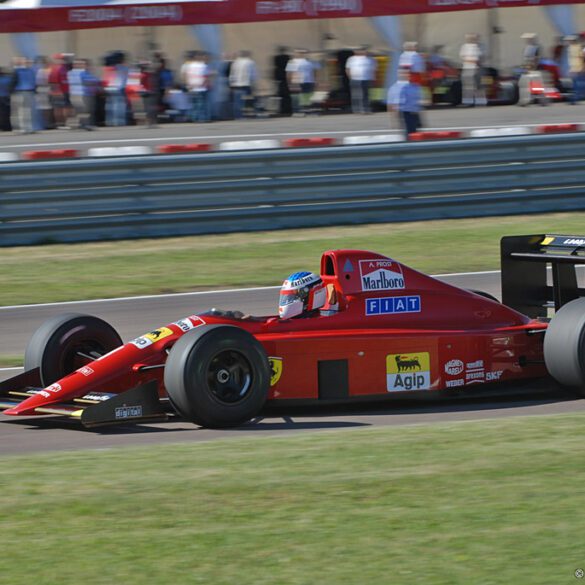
[0,270,500,311]
[0,367,23,372]
[5,122,578,150]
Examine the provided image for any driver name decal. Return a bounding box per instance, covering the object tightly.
[359,259,405,292]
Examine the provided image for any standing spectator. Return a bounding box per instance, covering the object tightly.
[140,61,159,128]
[398,41,425,84]
[68,59,91,129]
[181,51,211,123]
[459,33,485,106]
[103,51,129,126]
[346,46,376,114]
[273,46,292,116]
[11,57,37,134]
[48,53,70,128]
[229,50,257,119]
[216,53,233,120]
[35,56,52,130]
[155,54,173,113]
[386,67,409,131]
[521,33,541,68]
[286,49,316,116]
[398,70,422,138]
[567,36,584,104]
[0,67,12,131]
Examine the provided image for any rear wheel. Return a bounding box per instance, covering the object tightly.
[24,313,123,386]
[543,298,585,395]
[164,325,269,428]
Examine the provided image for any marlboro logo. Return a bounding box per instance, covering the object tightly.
[359,259,405,292]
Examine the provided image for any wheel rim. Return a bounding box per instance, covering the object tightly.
[59,340,107,377]
[207,350,253,405]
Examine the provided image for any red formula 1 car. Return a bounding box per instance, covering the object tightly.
[2,235,585,429]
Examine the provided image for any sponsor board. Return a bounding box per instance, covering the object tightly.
[114,405,143,420]
[386,352,431,391]
[268,357,283,386]
[359,259,405,292]
[444,359,464,376]
[365,295,421,316]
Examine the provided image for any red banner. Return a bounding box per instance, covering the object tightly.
[0,0,581,33]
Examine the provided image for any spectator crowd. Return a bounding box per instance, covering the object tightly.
[1,32,585,135]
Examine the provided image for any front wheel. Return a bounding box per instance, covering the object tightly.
[543,298,585,395]
[164,325,270,428]
[24,313,123,386]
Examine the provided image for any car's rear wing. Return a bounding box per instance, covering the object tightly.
[501,234,585,318]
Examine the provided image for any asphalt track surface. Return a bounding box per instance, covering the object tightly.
[2,271,585,455]
[1,102,585,153]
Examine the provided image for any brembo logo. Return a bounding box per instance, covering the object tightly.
[359,259,405,292]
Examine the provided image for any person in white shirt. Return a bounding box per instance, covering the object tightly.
[181,51,211,122]
[286,49,316,115]
[346,47,377,114]
[459,33,486,106]
[229,50,257,119]
[398,42,425,76]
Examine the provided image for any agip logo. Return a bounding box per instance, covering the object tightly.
[386,352,431,391]
[359,259,405,292]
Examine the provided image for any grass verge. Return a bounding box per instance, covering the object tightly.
[2,212,585,306]
[1,413,585,585]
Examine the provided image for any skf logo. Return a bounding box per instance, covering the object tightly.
[386,352,431,391]
[269,357,283,386]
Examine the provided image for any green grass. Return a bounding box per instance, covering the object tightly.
[2,212,585,306]
[1,413,585,585]
[0,356,22,368]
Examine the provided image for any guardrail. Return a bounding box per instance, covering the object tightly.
[1,132,585,247]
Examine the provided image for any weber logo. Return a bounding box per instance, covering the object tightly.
[115,405,143,420]
[386,352,431,392]
[359,259,405,292]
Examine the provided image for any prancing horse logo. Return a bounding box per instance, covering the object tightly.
[268,357,283,386]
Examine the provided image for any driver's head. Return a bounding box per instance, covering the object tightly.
[279,271,326,319]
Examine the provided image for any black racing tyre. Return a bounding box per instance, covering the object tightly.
[543,298,585,395]
[24,313,123,386]
[468,289,500,303]
[164,325,270,428]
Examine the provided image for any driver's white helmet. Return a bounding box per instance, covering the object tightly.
[279,271,326,319]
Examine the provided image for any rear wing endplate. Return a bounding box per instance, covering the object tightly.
[501,234,585,318]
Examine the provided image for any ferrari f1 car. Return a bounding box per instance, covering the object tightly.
[2,234,585,429]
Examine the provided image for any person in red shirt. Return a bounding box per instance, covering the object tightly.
[48,53,70,128]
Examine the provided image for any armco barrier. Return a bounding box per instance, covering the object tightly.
[1,132,585,246]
